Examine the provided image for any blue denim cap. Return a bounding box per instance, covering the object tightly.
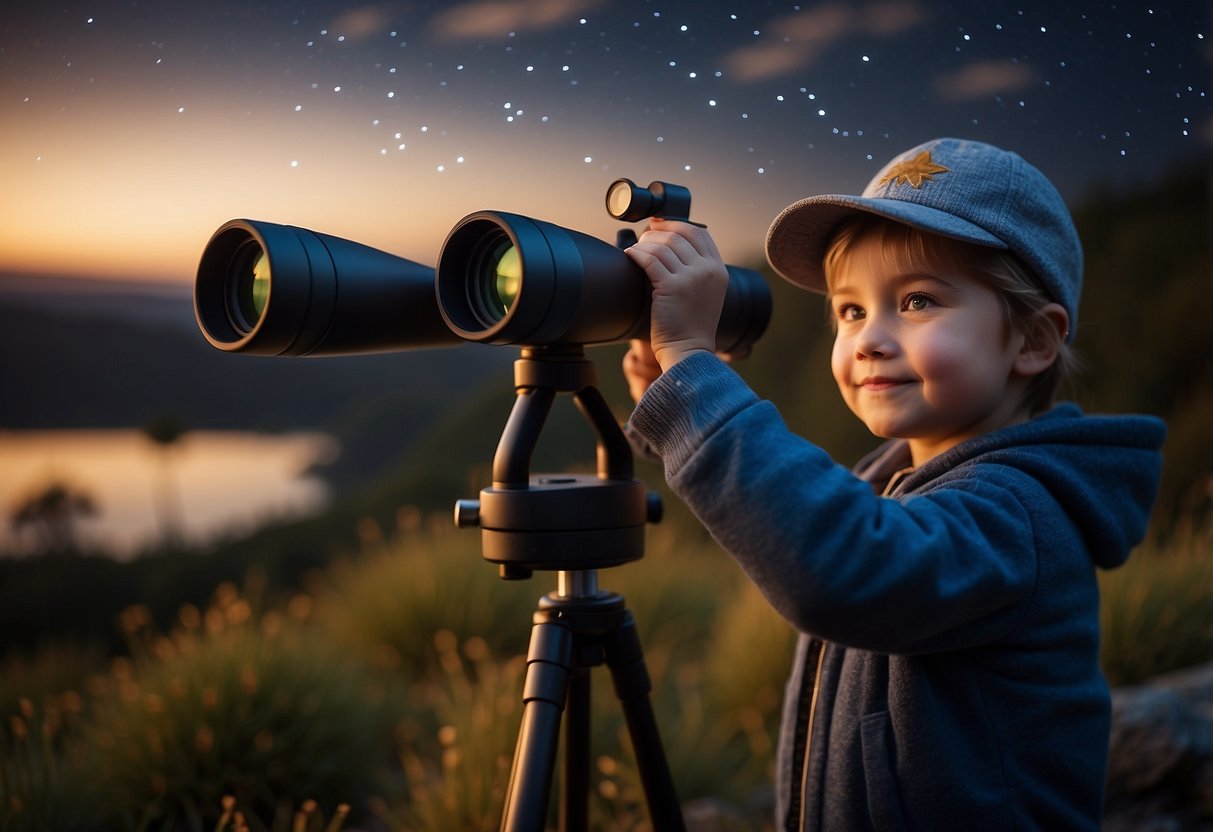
[765,138,1082,341]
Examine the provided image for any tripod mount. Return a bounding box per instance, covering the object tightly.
[454,345,685,831]
[455,345,662,579]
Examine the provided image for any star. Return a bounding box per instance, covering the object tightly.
[878,151,950,188]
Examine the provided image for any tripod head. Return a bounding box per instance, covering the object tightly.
[454,345,662,581]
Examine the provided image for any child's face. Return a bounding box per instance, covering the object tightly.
[828,236,1032,466]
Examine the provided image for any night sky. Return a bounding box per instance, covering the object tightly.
[1,0,1208,284]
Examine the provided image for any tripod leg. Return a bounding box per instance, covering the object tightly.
[501,619,575,832]
[605,610,686,832]
[561,668,592,832]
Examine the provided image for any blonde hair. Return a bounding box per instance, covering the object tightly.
[824,214,1079,415]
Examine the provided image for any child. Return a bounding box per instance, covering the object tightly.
[622,138,1165,831]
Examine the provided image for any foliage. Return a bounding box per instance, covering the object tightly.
[0,693,97,832]
[313,528,537,679]
[7,479,99,555]
[704,580,799,747]
[1099,518,1213,687]
[0,641,109,742]
[1,505,1211,829]
[1070,166,1212,524]
[82,586,392,831]
[378,632,522,831]
[0,642,106,829]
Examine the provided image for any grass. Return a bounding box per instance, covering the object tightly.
[80,586,392,831]
[1099,517,1213,686]
[0,511,1208,830]
[0,702,96,832]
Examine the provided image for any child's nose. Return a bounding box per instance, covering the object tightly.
[855,316,897,360]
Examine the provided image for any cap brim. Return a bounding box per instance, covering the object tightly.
[764,194,1009,293]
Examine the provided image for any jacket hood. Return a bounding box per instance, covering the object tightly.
[873,404,1166,569]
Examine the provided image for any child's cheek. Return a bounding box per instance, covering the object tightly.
[830,336,853,388]
[914,332,986,404]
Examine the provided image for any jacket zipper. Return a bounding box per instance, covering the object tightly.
[797,639,826,831]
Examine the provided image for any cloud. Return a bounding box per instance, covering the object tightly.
[723,1,927,84]
[933,60,1037,101]
[859,0,928,37]
[429,0,603,41]
[329,6,392,43]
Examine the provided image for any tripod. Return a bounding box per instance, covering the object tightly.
[455,346,686,832]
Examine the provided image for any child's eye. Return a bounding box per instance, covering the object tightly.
[902,293,937,312]
[836,304,865,322]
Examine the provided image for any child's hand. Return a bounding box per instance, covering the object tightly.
[625,218,729,371]
[622,339,662,403]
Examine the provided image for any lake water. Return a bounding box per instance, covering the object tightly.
[0,430,337,558]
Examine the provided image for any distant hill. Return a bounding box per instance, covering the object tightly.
[0,273,198,331]
[0,276,509,429]
[0,274,514,490]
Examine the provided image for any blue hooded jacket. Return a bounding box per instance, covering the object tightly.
[628,352,1165,831]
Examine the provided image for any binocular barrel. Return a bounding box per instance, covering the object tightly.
[196,214,771,355]
[437,211,770,352]
[195,219,461,356]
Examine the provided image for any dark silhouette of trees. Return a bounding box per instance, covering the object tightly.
[9,480,98,555]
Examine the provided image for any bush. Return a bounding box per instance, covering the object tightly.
[1100,519,1213,686]
[83,586,392,831]
[0,700,96,832]
[314,529,538,680]
[379,632,523,831]
[704,580,798,755]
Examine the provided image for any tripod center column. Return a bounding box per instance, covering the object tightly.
[557,569,599,598]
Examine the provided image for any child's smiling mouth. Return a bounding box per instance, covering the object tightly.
[859,376,912,391]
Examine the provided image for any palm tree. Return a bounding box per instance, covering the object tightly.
[143,415,188,550]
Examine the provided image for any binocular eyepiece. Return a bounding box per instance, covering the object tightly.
[194,180,771,356]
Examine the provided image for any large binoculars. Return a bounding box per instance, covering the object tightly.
[194,183,771,356]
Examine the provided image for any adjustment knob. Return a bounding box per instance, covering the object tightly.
[454,499,481,528]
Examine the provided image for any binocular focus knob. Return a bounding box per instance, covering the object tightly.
[454,499,481,528]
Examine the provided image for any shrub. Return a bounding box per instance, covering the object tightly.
[83,586,392,831]
[1,642,108,831]
[605,525,737,661]
[314,529,538,680]
[379,632,523,831]
[1100,518,1213,686]
[704,579,798,760]
[0,700,96,832]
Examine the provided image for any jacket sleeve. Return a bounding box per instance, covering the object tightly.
[628,352,1042,655]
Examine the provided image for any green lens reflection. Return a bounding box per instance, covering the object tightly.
[493,245,521,316]
[476,239,521,323]
[230,241,271,333]
[248,250,270,318]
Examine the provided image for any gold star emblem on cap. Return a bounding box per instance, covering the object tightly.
[878,151,950,188]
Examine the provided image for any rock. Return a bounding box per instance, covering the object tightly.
[1105,663,1213,831]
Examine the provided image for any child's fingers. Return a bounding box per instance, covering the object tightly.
[622,338,662,402]
[625,241,689,282]
[625,338,661,375]
[648,218,724,263]
[628,232,702,272]
[627,231,720,292]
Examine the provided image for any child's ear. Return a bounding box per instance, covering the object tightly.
[1013,303,1069,377]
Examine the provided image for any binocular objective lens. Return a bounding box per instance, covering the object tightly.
[477,238,521,322]
[226,240,270,334]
